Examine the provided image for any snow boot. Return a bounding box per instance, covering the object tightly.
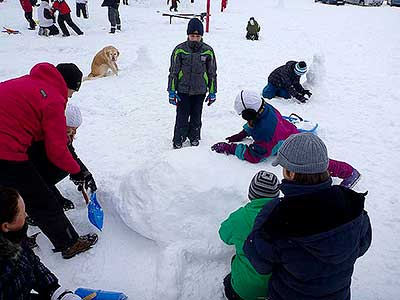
[117,24,121,31]
[109,27,116,34]
[26,232,41,249]
[190,139,199,147]
[61,198,75,211]
[62,233,98,259]
[26,215,37,226]
[340,168,361,189]
[173,141,182,149]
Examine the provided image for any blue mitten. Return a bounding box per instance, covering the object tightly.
[168,91,181,105]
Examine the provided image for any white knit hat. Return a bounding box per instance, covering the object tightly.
[234,90,263,115]
[65,104,82,128]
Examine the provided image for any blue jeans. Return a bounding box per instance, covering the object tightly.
[262,83,290,99]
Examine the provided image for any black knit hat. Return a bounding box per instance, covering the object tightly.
[187,18,204,36]
[248,171,280,200]
[56,63,83,91]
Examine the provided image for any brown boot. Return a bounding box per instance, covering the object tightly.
[62,233,98,259]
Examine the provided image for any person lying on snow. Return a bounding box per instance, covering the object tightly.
[262,61,311,103]
[28,104,97,213]
[219,170,280,300]
[0,187,84,300]
[243,133,372,300]
[211,90,361,189]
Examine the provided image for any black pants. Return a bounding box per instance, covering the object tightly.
[173,93,205,144]
[40,24,59,36]
[58,13,83,36]
[76,3,88,18]
[246,32,259,40]
[223,273,243,300]
[123,0,128,4]
[108,6,121,30]
[0,160,79,251]
[25,11,36,29]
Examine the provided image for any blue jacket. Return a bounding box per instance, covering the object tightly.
[244,179,372,300]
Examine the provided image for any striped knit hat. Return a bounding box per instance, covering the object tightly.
[248,171,280,200]
[294,61,307,76]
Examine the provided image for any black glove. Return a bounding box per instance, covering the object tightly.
[303,90,312,98]
[70,170,97,192]
[296,95,308,103]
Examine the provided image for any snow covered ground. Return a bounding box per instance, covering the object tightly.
[1,0,400,299]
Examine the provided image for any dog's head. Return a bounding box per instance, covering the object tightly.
[104,46,120,62]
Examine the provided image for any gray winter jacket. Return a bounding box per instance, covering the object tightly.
[168,40,217,95]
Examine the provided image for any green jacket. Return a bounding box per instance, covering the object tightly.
[246,21,260,35]
[168,40,217,95]
[219,198,273,300]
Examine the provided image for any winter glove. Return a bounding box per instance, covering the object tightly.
[205,93,216,106]
[226,130,248,143]
[168,91,181,106]
[295,94,308,103]
[51,287,82,300]
[211,142,237,155]
[70,170,97,192]
[303,90,312,98]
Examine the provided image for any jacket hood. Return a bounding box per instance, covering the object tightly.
[291,211,370,264]
[0,233,21,260]
[262,184,368,264]
[29,63,68,100]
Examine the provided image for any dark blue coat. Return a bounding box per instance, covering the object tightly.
[268,61,306,99]
[244,179,372,300]
[0,234,60,300]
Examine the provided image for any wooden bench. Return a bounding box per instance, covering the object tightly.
[162,12,207,24]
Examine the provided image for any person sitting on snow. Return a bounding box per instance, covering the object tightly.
[262,61,311,103]
[28,104,97,212]
[246,17,260,40]
[211,90,361,189]
[38,0,60,36]
[0,187,83,300]
[243,133,372,300]
[219,171,280,300]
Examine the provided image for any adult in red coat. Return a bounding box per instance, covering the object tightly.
[0,63,98,259]
[19,0,36,30]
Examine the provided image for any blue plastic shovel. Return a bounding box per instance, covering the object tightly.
[82,190,104,231]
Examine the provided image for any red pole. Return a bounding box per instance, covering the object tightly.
[206,0,210,33]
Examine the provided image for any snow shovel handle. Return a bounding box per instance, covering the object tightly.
[81,189,90,205]
[82,293,97,300]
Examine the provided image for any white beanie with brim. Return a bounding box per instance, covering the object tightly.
[234,90,263,115]
[65,104,82,128]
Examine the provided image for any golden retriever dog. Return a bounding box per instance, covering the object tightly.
[85,46,120,80]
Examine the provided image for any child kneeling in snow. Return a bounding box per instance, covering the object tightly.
[219,170,279,300]
[211,90,361,189]
[0,188,83,300]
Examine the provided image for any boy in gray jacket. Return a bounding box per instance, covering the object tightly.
[167,18,217,149]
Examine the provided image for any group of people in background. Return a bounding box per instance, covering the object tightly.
[0,8,372,299]
[18,0,122,36]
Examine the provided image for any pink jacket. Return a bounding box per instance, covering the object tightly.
[0,63,81,174]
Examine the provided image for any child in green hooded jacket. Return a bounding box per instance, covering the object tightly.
[219,170,280,300]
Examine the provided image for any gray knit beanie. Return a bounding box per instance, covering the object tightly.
[272,132,329,174]
[248,171,280,200]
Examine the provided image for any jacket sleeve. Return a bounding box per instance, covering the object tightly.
[233,140,279,164]
[359,212,372,257]
[292,78,306,95]
[68,143,89,173]
[167,47,182,92]
[42,100,81,174]
[219,207,244,245]
[243,231,274,275]
[206,48,217,93]
[27,248,60,297]
[44,8,53,20]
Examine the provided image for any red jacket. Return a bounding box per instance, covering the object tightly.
[52,0,71,15]
[0,63,81,174]
[19,0,32,13]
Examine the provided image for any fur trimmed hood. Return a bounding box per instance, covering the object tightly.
[0,233,22,260]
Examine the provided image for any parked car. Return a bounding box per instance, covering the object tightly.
[387,0,400,6]
[345,0,383,6]
[315,0,345,5]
